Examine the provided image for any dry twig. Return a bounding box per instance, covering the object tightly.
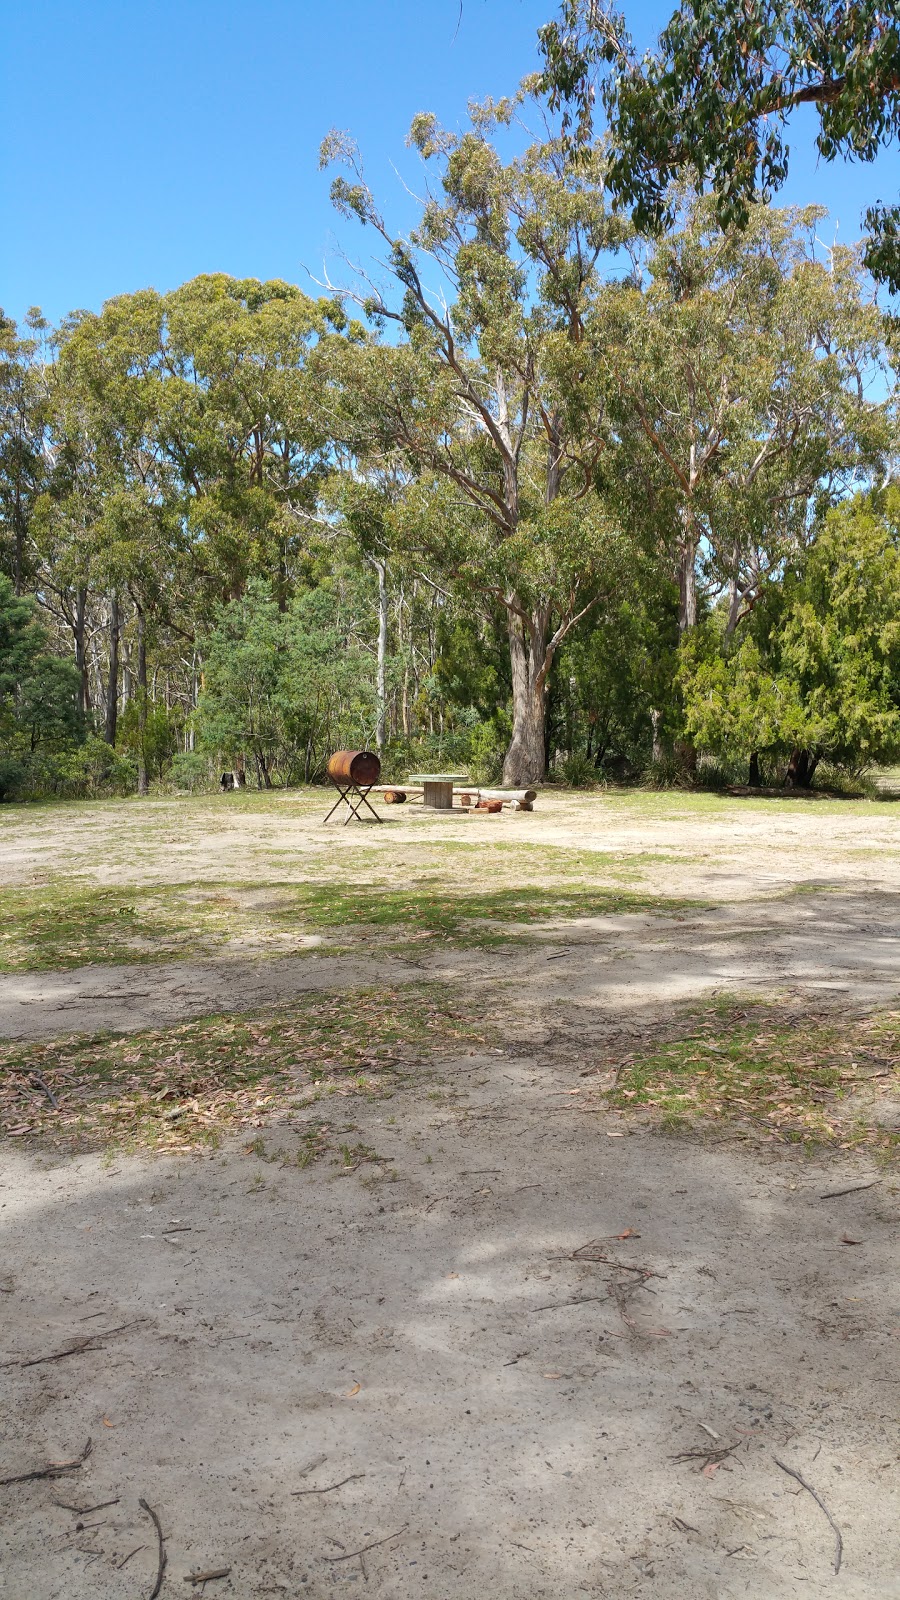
[0,1438,92,1487]
[820,1179,879,1199]
[53,1497,120,1514]
[15,1319,143,1368]
[773,1456,843,1574]
[139,1497,167,1599]
[322,1526,408,1564]
[291,1473,365,1496]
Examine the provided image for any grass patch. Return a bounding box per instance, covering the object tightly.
[0,884,211,972]
[603,999,900,1154]
[284,882,704,950]
[0,875,705,972]
[0,982,497,1154]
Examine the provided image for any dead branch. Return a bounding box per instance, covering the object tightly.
[322,1526,408,1563]
[17,1319,144,1368]
[139,1497,167,1599]
[53,1497,120,1514]
[291,1473,366,1496]
[0,1438,92,1487]
[183,1569,232,1586]
[529,1295,607,1313]
[820,1180,879,1199]
[672,1442,740,1467]
[773,1456,843,1575]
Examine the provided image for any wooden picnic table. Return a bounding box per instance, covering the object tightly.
[407,772,470,811]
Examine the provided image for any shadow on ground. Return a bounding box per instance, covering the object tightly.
[1,1068,898,1599]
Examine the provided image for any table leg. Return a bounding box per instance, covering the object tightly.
[423,780,453,810]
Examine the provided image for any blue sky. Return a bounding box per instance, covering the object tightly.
[2,0,896,328]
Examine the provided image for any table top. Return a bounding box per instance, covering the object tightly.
[407,773,470,784]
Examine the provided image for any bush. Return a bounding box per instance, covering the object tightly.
[169,751,217,793]
[57,735,138,798]
[559,751,600,789]
[0,756,26,801]
[467,714,510,784]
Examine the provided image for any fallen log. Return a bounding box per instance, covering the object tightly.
[368,783,537,808]
[473,787,538,803]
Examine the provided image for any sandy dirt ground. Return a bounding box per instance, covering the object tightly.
[1,790,899,1598]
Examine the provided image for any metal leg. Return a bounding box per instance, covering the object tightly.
[322,779,383,824]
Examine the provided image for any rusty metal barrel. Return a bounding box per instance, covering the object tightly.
[326,749,381,786]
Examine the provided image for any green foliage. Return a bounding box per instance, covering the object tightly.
[540,0,900,289]
[0,574,82,798]
[118,700,183,782]
[681,488,900,775]
[197,579,377,784]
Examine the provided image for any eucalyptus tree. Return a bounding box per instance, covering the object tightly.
[594,202,892,657]
[0,310,51,593]
[540,0,900,289]
[52,276,341,783]
[159,274,344,609]
[319,103,632,784]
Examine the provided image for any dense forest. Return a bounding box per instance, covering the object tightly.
[1,85,898,799]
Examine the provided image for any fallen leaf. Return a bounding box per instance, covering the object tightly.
[344,1382,361,1398]
[617,1228,640,1239]
[542,1372,562,1380]
[702,1462,721,1478]
[101,1417,116,1427]
[446,1272,459,1279]
[841,1236,864,1245]
[605,1132,625,1139]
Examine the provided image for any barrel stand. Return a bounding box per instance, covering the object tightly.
[322,774,382,825]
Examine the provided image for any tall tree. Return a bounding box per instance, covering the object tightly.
[0,310,51,592]
[593,201,891,763]
[539,0,900,289]
[319,105,631,783]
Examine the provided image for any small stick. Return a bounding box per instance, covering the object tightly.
[569,1250,660,1276]
[529,1295,607,1313]
[29,1073,59,1108]
[139,1497,167,1599]
[53,1497,120,1514]
[0,1438,92,1487]
[292,1473,366,1496]
[118,1545,146,1568]
[820,1179,879,1199]
[184,1569,231,1585]
[773,1456,843,1574]
[322,1526,407,1564]
[672,1442,740,1466]
[18,1319,144,1368]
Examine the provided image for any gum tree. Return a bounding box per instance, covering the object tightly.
[593,202,891,688]
[540,0,900,289]
[318,104,631,785]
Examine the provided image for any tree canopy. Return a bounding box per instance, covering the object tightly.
[539,1,900,289]
[0,69,898,800]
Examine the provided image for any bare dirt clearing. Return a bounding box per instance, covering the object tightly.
[1,789,899,1597]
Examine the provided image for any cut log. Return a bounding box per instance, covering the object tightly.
[473,788,538,803]
[381,789,407,804]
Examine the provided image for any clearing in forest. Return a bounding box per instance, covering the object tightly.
[1,787,899,1598]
